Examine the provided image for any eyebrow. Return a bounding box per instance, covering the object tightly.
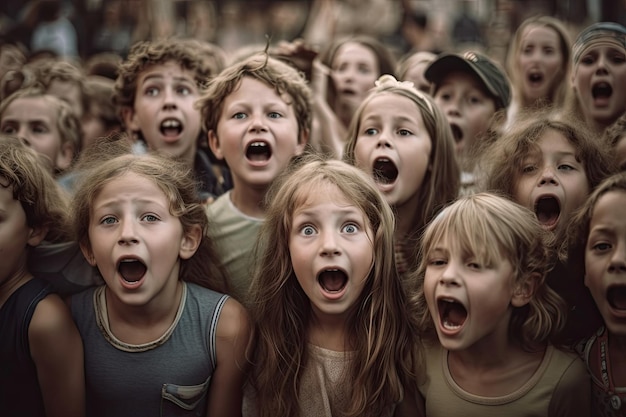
[141,74,194,84]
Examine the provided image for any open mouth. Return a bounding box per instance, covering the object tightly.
[160,118,183,136]
[449,123,463,143]
[592,82,613,100]
[372,158,398,184]
[318,269,348,293]
[534,196,560,229]
[118,258,147,283]
[528,72,544,84]
[607,285,626,311]
[437,298,467,330]
[245,141,272,162]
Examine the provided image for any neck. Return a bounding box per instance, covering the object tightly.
[308,310,349,351]
[105,280,183,327]
[609,331,626,352]
[0,260,33,308]
[394,193,422,239]
[229,184,267,218]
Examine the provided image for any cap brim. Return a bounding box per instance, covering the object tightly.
[424,54,498,99]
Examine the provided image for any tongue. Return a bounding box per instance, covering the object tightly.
[444,303,467,327]
[608,286,626,310]
[119,261,146,282]
[162,127,180,137]
[320,270,346,292]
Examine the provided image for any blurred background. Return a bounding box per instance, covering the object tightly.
[1,0,624,67]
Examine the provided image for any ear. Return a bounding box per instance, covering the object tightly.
[179,224,202,260]
[295,128,310,155]
[121,106,140,132]
[80,242,97,266]
[55,141,75,171]
[27,226,48,247]
[511,272,540,307]
[207,130,224,160]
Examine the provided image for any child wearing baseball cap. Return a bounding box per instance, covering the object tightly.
[570,22,626,136]
[425,51,511,195]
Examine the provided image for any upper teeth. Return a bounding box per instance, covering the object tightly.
[250,142,267,147]
[162,120,181,128]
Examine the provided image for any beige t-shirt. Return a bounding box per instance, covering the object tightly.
[206,191,263,301]
[419,343,591,416]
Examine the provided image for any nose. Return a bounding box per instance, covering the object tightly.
[118,219,139,245]
[320,230,341,257]
[443,100,461,118]
[375,129,393,149]
[538,166,559,186]
[439,262,462,287]
[595,55,609,75]
[608,242,626,274]
[248,112,268,133]
[162,86,177,110]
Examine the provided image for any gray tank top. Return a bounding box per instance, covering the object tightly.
[72,282,228,417]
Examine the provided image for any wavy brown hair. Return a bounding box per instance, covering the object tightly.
[246,153,423,417]
[0,134,71,243]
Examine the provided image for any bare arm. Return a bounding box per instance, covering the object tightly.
[205,297,251,417]
[29,293,85,417]
[310,59,348,159]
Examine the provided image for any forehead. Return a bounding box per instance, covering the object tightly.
[521,25,560,45]
[590,190,626,229]
[2,96,58,121]
[95,171,163,200]
[137,61,196,83]
[361,92,422,119]
[534,128,575,153]
[227,76,294,105]
[333,42,378,66]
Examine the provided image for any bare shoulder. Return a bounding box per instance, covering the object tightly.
[29,293,75,339]
[216,297,250,340]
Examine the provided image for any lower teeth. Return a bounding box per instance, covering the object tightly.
[443,320,461,330]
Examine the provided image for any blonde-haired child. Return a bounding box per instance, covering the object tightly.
[343,74,459,275]
[413,192,590,416]
[245,154,424,417]
[505,15,571,125]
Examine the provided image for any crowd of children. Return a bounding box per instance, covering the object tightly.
[1,8,626,417]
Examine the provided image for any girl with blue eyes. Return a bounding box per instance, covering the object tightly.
[244,154,425,417]
[477,110,616,345]
[343,75,459,276]
[70,142,250,417]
